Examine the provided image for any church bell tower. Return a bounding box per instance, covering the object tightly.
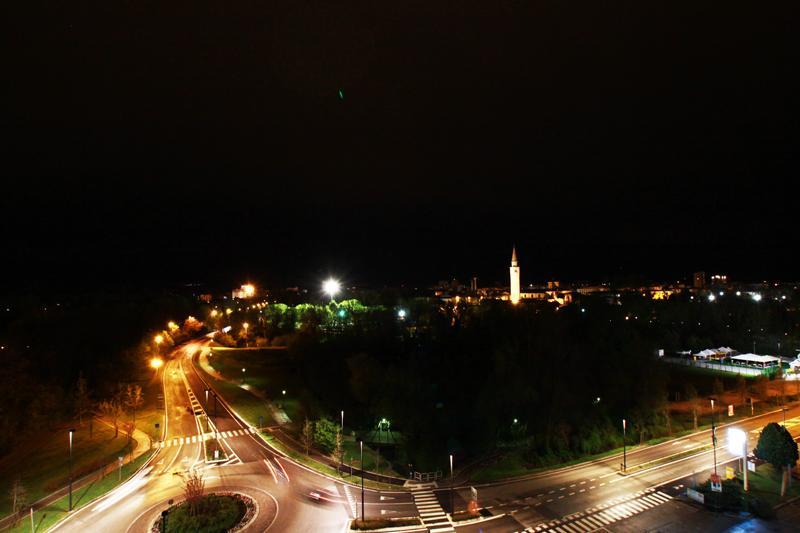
[510,246,520,304]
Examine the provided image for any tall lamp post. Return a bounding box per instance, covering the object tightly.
[341,410,344,432]
[450,454,454,515]
[68,428,76,511]
[711,399,718,475]
[360,440,365,523]
[622,419,627,472]
[323,278,341,303]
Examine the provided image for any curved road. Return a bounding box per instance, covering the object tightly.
[52,339,417,533]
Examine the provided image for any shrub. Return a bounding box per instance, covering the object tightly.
[166,494,244,533]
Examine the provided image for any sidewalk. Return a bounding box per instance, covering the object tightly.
[0,416,153,531]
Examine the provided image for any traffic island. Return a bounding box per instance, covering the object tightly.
[349,517,422,530]
[151,492,255,533]
[204,437,228,463]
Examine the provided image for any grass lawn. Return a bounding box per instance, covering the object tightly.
[201,368,275,428]
[342,437,400,477]
[0,421,134,518]
[207,347,305,424]
[746,464,800,507]
[4,452,151,533]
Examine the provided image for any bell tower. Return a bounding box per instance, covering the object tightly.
[510,246,520,304]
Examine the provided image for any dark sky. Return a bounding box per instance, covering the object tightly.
[2,1,797,291]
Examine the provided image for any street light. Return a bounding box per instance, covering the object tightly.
[360,440,365,523]
[728,428,749,491]
[323,278,341,301]
[711,399,718,476]
[450,454,454,515]
[241,368,246,384]
[150,357,164,370]
[68,428,76,511]
[242,322,249,347]
[341,410,344,431]
[622,419,627,472]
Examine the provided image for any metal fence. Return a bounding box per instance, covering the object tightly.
[413,470,443,482]
[663,357,779,377]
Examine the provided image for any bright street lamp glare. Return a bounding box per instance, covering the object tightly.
[727,427,746,456]
[752,293,762,302]
[154,334,163,345]
[323,278,341,298]
[150,357,164,369]
[397,309,407,319]
[708,294,716,302]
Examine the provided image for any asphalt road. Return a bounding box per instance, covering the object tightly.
[52,339,417,533]
[50,338,800,533]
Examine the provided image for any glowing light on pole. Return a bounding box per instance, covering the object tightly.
[68,428,76,511]
[622,419,627,472]
[360,440,365,522]
[728,427,749,491]
[711,399,718,475]
[150,357,164,370]
[323,278,341,301]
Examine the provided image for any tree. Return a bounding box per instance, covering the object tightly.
[685,383,700,430]
[124,384,144,428]
[183,469,205,516]
[735,375,747,407]
[334,428,343,466]
[302,418,313,455]
[98,399,124,438]
[9,478,28,524]
[313,417,338,455]
[74,372,91,427]
[754,375,770,401]
[712,378,725,399]
[754,422,799,497]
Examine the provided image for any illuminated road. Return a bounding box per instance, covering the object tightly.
[51,339,416,533]
[449,405,800,532]
[51,338,799,532]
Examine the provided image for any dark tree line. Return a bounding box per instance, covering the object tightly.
[0,290,198,455]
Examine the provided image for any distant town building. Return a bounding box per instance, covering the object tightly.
[470,276,478,292]
[232,283,257,299]
[693,271,706,290]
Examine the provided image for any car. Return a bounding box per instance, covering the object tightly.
[308,491,322,502]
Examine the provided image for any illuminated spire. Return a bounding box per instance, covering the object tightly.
[511,245,518,267]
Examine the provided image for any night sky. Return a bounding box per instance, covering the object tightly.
[2,1,796,291]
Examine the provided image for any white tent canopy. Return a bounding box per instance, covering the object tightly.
[730,353,780,364]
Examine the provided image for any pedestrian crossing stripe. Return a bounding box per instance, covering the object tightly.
[522,489,673,532]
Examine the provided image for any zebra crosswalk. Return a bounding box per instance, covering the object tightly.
[156,427,258,448]
[523,488,673,532]
[412,489,454,533]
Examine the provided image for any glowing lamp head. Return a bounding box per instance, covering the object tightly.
[397,309,407,319]
[154,334,164,345]
[727,427,747,456]
[242,284,255,297]
[708,294,716,302]
[150,357,164,369]
[243,322,249,330]
[752,293,762,302]
[323,278,341,298]
[210,309,218,317]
